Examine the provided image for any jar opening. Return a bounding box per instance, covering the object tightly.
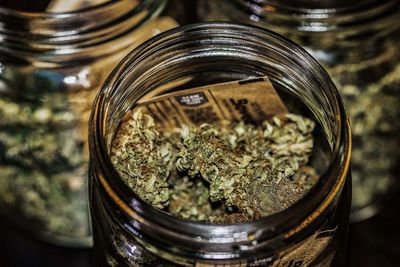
[89,22,351,260]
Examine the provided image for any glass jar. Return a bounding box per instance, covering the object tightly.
[0,0,176,247]
[89,23,352,266]
[198,0,400,222]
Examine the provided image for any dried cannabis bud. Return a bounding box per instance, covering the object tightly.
[169,176,225,221]
[176,115,316,219]
[111,109,319,223]
[0,94,89,238]
[326,45,400,212]
[111,111,174,209]
[0,67,98,239]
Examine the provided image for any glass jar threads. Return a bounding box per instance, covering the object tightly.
[198,0,400,221]
[0,0,173,246]
[89,23,352,266]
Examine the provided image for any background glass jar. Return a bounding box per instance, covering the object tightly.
[89,23,352,266]
[198,0,400,222]
[0,0,175,247]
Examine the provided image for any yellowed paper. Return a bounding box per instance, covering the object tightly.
[138,77,288,131]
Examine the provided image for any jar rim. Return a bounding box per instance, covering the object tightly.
[0,0,167,56]
[89,22,352,260]
[244,0,396,15]
[0,0,117,16]
[227,0,399,33]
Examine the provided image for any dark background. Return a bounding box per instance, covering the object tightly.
[0,1,399,266]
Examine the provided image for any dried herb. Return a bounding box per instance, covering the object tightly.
[111,109,319,223]
[111,110,173,209]
[327,45,400,212]
[0,70,91,238]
